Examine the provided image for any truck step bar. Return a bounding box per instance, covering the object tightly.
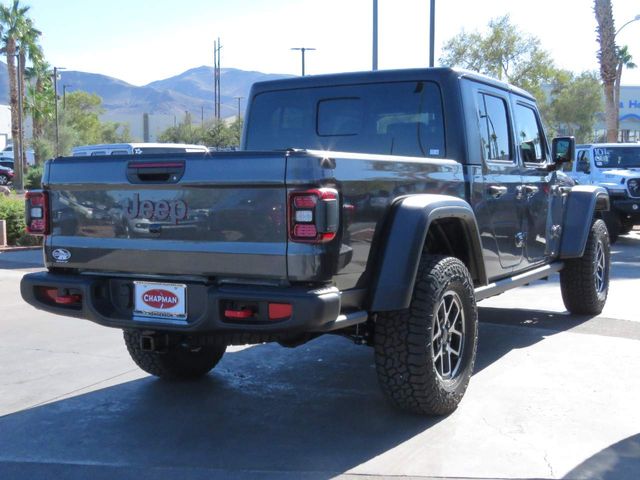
[474,262,565,302]
[315,310,369,332]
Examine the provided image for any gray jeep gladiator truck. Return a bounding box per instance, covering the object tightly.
[21,68,610,415]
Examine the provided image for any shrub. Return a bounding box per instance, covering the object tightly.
[25,166,43,190]
[0,194,42,246]
[0,194,26,245]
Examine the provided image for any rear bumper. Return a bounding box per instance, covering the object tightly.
[20,271,365,334]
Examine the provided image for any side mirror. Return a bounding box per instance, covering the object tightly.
[551,136,575,165]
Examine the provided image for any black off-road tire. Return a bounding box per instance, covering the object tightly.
[123,330,226,379]
[560,219,610,315]
[374,255,478,416]
[601,211,620,244]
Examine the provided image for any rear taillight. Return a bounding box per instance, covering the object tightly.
[25,190,49,235]
[289,188,339,243]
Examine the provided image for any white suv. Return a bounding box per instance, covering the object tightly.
[563,143,640,241]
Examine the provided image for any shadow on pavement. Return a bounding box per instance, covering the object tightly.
[563,433,640,480]
[0,336,439,478]
[0,311,636,478]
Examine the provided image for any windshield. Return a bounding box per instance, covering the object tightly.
[246,81,445,158]
[594,146,640,169]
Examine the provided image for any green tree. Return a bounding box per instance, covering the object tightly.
[158,116,242,149]
[40,90,131,155]
[61,90,103,145]
[17,17,42,166]
[594,0,618,142]
[546,71,603,143]
[25,60,55,164]
[0,0,32,189]
[439,15,557,101]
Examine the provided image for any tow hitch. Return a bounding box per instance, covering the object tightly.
[139,333,170,352]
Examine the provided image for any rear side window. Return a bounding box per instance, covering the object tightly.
[246,81,445,158]
[477,93,511,161]
[110,150,129,155]
[514,104,546,163]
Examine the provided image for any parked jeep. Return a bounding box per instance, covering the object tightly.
[21,68,610,415]
[563,143,640,241]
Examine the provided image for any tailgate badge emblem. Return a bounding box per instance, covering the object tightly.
[52,248,72,263]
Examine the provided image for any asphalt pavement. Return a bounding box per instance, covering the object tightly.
[0,234,639,480]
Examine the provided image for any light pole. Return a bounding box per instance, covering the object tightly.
[615,14,640,36]
[53,67,65,157]
[372,0,378,70]
[234,96,244,121]
[429,0,436,67]
[62,84,72,110]
[613,14,639,138]
[290,47,316,76]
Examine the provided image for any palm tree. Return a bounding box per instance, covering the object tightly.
[594,0,618,143]
[17,17,42,167]
[0,0,31,189]
[25,59,54,164]
[614,45,636,134]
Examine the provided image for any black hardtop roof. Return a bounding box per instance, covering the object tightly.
[250,67,535,101]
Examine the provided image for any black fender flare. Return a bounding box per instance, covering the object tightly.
[368,194,486,312]
[559,185,609,259]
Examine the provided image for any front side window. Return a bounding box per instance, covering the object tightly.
[246,81,445,157]
[577,150,591,173]
[514,104,546,163]
[477,93,511,161]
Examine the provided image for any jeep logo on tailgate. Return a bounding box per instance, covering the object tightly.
[124,193,188,223]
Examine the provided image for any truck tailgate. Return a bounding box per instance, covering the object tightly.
[44,153,288,280]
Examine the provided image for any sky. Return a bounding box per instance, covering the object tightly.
[23,0,640,86]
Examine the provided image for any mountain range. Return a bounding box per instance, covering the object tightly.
[0,62,292,119]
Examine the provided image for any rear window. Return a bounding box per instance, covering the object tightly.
[246,81,445,157]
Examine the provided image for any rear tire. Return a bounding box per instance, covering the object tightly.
[123,330,226,379]
[374,255,478,416]
[0,174,8,185]
[560,219,610,315]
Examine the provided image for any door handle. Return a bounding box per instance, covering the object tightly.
[488,185,508,198]
[516,185,539,199]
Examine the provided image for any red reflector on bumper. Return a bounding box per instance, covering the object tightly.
[224,308,254,319]
[268,303,292,320]
[40,287,82,305]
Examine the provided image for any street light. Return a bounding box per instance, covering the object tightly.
[372,0,378,70]
[234,96,244,121]
[53,67,65,157]
[62,84,72,110]
[290,47,316,76]
[615,14,640,37]
[429,0,436,67]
